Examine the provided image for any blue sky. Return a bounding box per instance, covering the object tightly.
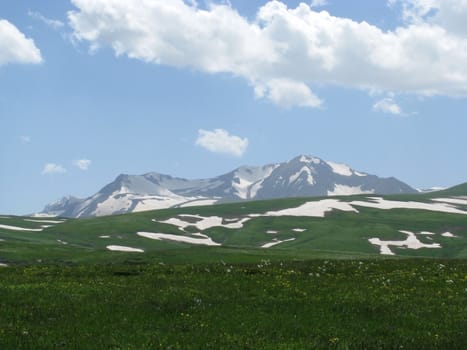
[1,0,467,215]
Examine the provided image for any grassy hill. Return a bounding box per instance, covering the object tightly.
[1,189,466,265]
[1,189,466,348]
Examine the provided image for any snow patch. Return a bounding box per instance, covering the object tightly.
[0,263,8,267]
[24,219,65,224]
[368,230,442,256]
[299,155,321,164]
[266,230,278,234]
[261,238,296,248]
[57,240,68,245]
[99,235,110,238]
[292,228,306,232]
[106,245,144,253]
[327,161,353,176]
[0,224,43,232]
[328,184,373,196]
[351,197,467,215]
[179,199,218,207]
[264,199,359,217]
[288,166,315,185]
[156,215,251,231]
[441,232,457,238]
[31,213,58,218]
[432,197,467,206]
[137,232,221,246]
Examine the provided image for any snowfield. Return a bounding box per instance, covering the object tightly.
[137,232,221,246]
[0,224,44,232]
[156,215,251,231]
[327,161,353,176]
[327,184,374,196]
[369,230,442,256]
[350,197,467,215]
[264,199,359,217]
[24,219,65,224]
[432,197,467,206]
[106,245,144,253]
[261,238,296,248]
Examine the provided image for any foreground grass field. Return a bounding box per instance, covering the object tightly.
[1,259,466,349]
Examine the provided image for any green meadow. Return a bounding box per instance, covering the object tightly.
[0,190,466,348]
[0,260,466,349]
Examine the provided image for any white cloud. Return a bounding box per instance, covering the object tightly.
[255,79,322,108]
[20,136,31,143]
[373,97,403,115]
[195,129,248,157]
[310,0,329,8]
[73,159,91,170]
[68,0,467,108]
[0,19,42,66]
[42,163,67,175]
[28,11,65,29]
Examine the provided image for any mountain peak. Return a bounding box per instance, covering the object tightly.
[38,155,417,217]
[291,154,323,165]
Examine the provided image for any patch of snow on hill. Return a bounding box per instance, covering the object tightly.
[133,196,189,212]
[432,197,467,206]
[328,184,373,196]
[327,161,353,176]
[24,219,65,224]
[441,232,456,237]
[351,197,467,215]
[157,215,251,231]
[261,238,295,248]
[179,199,218,207]
[264,199,358,217]
[0,224,44,232]
[106,245,144,253]
[299,155,321,164]
[369,230,441,255]
[137,232,221,246]
[289,166,315,185]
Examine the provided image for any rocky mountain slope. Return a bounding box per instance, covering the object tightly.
[39,155,417,217]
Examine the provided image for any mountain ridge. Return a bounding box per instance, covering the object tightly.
[39,154,417,218]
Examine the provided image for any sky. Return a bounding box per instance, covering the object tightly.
[1,0,467,215]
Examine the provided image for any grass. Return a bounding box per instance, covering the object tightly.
[0,259,465,349]
[0,193,466,348]
[1,193,466,264]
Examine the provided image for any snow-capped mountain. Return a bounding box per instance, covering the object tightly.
[39,155,417,217]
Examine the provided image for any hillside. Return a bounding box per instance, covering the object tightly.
[1,188,466,265]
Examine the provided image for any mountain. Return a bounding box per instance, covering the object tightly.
[39,154,417,217]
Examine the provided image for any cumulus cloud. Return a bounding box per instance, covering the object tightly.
[0,19,42,66]
[195,129,248,157]
[42,163,67,175]
[28,11,65,29]
[68,0,467,108]
[373,97,403,115]
[20,136,31,143]
[255,79,322,108]
[73,159,91,170]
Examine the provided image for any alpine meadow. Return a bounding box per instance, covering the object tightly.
[1,0,467,349]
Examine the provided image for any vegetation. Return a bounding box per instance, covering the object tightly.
[1,192,466,265]
[0,191,466,348]
[0,259,465,349]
